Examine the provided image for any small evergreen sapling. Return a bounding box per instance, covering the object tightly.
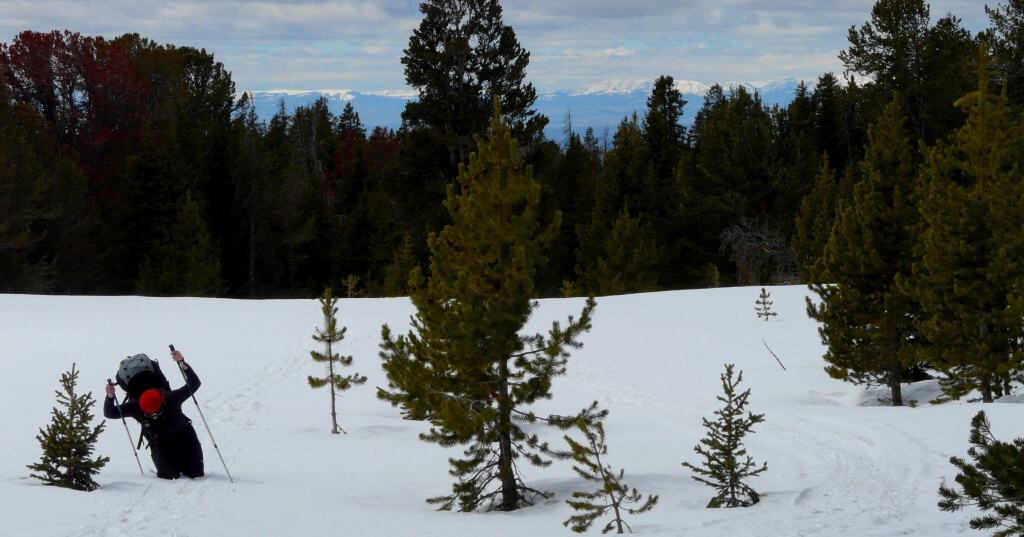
[309,288,367,434]
[563,416,658,534]
[682,364,767,508]
[28,363,109,491]
[938,410,1024,534]
[755,288,777,321]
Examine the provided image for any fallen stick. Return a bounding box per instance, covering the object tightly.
[763,340,786,370]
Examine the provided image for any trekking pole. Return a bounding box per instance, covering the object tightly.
[170,344,235,483]
[108,379,145,476]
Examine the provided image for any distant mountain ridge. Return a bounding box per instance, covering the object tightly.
[243,78,802,142]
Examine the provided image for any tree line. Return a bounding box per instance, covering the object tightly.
[1,0,1022,300]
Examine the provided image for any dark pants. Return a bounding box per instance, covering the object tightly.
[152,433,204,479]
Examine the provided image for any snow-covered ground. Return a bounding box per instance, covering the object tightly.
[2,286,1019,536]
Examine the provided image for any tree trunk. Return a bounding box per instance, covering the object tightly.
[889,368,904,407]
[498,358,517,511]
[329,339,340,434]
[888,334,904,407]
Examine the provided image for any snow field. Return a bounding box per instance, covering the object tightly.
[1,286,1020,536]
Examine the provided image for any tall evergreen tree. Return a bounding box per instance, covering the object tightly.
[839,0,931,139]
[0,84,90,293]
[309,288,367,434]
[810,73,863,172]
[28,364,109,492]
[840,0,975,144]
[681,364,767,508]
[987,0,1024,110]
[379,107,598,512]
[642,76,689,287]
[381,232,419,297]
[808,98,922,406]
[575,208,660,296]
[791,155,839,283]
[643,75,687,195]
[539,126,601,293]
[772,82,821,237]
[905,54,1024,402]
[136,190,224,297]
[917,15,976,143]
[678,84,779,285]
[401,0,547,163]
[574,114,664,294]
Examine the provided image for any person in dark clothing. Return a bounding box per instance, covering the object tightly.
[105,348,205,479]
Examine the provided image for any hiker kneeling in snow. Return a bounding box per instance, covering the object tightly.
[104,349,205,479]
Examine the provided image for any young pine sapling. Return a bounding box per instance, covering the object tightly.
[563,414,658,533]
[755,287,777,321]
[310,288,367,434]
[28,363,109,491]
[682,364,767,508]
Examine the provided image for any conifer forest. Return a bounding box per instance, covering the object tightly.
[3,0,1024,413]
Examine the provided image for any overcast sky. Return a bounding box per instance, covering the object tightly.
[0,0,994,94]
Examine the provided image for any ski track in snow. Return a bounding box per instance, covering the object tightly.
[567,354,943,536]
[747,414,930,536]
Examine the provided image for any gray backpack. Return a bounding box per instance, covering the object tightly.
[115,354,171,399]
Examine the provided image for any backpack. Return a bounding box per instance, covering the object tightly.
[116,353,172,399]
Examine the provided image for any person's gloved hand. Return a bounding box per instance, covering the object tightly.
[171,349,185,363]
[105,383,116,399]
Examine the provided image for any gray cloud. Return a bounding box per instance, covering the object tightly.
[0,0,992,92]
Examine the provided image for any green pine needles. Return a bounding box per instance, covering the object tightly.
[28,363,109,491]
[939,411,1024,535]
[378,106,599,512]
[682,364,767,508]
[309,288,367,434]
[563,416,658,534]
[755,288,777,321]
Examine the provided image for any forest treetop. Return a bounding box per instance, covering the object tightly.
[0,0,1020,299]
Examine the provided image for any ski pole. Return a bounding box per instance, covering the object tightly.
[108,379,145,476]
[170,344,235,483]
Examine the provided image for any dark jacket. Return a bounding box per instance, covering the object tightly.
[105,363,204,479]
[105,364,201,446]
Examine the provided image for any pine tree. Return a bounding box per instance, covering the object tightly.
[0,84,89,293]
[839,0,934,140]
[562,417,658,534]
[540,126,601,293]
[678,85,778,286]
[905,52,1024,402]
[28,364,109,491]
[381,232,419,297]
[401,0,547,163]
[576,208,660,296]
[309,288,367,434]
[938,410,1024,535]
[792,155,830,283]
[987,0,1024,109]
[807,97,922,406]
[574,114,664,295]
[136,190,224,297]
[755,288,777,321]
[379,106,598,512]
[682,364,767,508]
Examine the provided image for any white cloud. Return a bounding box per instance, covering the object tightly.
[0,0,992,92]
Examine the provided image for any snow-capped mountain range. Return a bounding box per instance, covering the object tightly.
[242,78,802,141]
